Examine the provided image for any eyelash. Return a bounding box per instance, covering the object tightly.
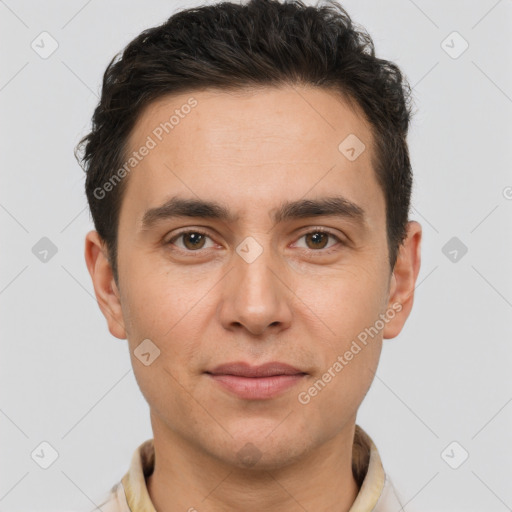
[166,228,344,256]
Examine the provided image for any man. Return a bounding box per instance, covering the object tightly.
[79,0,422,510]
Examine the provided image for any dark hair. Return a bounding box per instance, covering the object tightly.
[76,0,414,284]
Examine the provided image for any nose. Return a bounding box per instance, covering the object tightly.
[218,246,293,337]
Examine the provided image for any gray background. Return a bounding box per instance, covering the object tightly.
[1,0,511,511]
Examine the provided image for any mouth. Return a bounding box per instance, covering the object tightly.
[205,361,307,400]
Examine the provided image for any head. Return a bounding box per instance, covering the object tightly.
[81,0,421,471]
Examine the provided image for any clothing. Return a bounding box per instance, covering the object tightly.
[96,424,405,512]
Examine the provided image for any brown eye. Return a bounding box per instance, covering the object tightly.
[182,232,207,250]
[168,230,214,251]
[304,232,330,250]
[294,230,341,253]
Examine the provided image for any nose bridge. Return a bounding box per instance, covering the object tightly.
[235,240,279,309]
[219,236,292,334]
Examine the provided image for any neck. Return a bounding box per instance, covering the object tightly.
[146,417,360,512]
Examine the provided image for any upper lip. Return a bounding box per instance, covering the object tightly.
[206,362,306,378]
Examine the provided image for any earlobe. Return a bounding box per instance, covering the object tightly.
[383,221,422,340]
[84,230,127,340]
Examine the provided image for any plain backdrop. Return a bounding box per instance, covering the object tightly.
[1,1,511,511]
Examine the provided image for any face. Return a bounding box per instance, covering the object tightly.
[86,85,421,470]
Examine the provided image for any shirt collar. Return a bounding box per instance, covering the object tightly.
[116,424,403,512]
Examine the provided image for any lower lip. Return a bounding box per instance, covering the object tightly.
[207,373,306,400]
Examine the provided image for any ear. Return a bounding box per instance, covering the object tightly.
[383,221,422,339]
[84,230,127,340]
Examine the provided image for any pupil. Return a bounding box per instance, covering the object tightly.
[308,232,327,249]
[186,233,204,248]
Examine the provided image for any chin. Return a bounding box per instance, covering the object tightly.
[217,429,311,471]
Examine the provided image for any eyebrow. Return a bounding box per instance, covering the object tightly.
[140,195,367,230]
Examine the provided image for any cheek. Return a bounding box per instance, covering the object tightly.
[119,276,185,373]
[303,344,381,427]
[293,261,388,338]
[289,261,387,408]
[121,271,207,419]
[122,263,201,332]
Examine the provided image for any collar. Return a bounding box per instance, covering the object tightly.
[102,424,404,512]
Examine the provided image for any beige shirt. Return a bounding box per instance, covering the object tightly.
[96,424,404,512]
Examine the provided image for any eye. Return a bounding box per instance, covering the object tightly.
[293,229,343,253]
[166,228,344,254]
[167,230,216,251]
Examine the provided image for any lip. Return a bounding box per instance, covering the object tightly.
[205,362,307,400]
[207,361,305,377]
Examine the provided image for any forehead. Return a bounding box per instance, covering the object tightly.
[129,85,373,158]
[120,85,383,229]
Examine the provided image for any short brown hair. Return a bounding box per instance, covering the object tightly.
[76,0,414,283]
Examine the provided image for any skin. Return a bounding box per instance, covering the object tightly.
[85,85,421,512]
